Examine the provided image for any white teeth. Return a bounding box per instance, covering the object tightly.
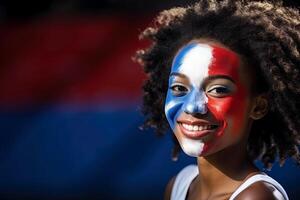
[181,123,215,131]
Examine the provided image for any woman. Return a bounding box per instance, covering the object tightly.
[136,0,299,199]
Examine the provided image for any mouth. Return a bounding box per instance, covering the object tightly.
[178,121,219,139]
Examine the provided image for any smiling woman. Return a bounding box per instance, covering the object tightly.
[165,42,254,158]
[136,0,299,199]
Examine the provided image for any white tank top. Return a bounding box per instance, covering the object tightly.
[170,165,289,200]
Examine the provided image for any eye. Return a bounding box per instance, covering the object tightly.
[170,84,188,96]
[206,85,231,97]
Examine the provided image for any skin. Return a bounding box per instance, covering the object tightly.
[164,40,274,200]
[165,41,251,158]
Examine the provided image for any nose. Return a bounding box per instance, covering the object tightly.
[183,89,208,115]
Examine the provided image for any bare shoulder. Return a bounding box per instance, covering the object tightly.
[235,181,282,200]
[164,176,176,200]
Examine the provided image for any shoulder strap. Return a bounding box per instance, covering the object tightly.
[229,173,289,200]
[171,165,198,200]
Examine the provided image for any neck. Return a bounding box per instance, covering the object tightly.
[196,142,258,194]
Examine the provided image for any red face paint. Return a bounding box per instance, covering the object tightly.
[202,45,249,153]
[171,42,252,157]
[209,45,248,130]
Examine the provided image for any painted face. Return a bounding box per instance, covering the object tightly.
[165,42,251,157]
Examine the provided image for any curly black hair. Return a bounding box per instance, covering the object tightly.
[135,0,300,168]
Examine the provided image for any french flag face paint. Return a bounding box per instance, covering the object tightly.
[165,43,211,129]
[165,42,250,157]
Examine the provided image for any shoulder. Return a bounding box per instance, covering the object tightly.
[164,176,176,200]
[234,181,283,200]
[164,165,198,200]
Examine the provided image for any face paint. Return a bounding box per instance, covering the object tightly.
[165,43,212,129]
[165,42,250,157]
[207,45,248,136]
[181,137,205,157]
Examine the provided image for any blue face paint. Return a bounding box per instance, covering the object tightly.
[164,42,249,158]
[165,43,212,130]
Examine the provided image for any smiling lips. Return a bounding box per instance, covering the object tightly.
[178,121,219,139]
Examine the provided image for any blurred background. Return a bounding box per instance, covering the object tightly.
[0,0,299,199]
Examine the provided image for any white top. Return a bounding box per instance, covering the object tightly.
[171,165,289,200]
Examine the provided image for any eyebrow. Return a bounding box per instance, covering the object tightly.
[205,75,235,83]
[170,73,235,83]
[169,72,187,79]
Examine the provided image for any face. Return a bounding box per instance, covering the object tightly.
[165,42,253,157]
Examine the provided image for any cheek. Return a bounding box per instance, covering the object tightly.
[208,97,232,121]
[207,89,248,135]
[165,94,183,129]
[230,87,249,132]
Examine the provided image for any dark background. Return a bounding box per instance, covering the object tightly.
[0,0,299,199]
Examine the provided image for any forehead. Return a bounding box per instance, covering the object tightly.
[171,43,241,84]
[171,44,212,84]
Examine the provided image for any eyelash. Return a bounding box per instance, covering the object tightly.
[169,84,231,97]
[207,85,231,97]
[170,84,189,96]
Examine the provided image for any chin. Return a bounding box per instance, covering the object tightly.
[180,137,205,157]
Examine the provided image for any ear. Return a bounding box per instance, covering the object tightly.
[250,94,269,120]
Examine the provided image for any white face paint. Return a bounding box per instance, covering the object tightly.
[165,43,214,157]
[166,42,250,158]
[178,44,212,88]
[181,137,205,157]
